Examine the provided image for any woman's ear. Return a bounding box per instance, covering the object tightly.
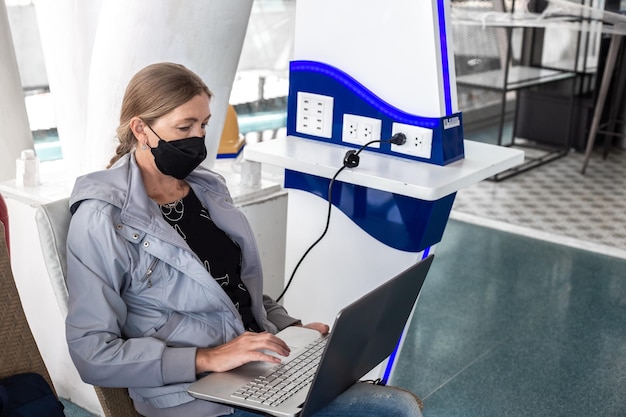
[130,117,148,144]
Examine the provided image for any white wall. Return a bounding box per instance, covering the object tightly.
[6,2,47,89]
[0,0,34,182]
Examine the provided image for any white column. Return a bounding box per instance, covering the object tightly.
[0,0,33,181]
[32,0,102,178]
[293,0,458,118]
[34,0,253,176]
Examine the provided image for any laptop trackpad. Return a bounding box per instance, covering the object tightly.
[264,326,324,362]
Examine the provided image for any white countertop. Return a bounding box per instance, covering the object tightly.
[244,136,524,201]
[0,158,284,207]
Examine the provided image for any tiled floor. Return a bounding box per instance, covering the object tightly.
[452,145,626,259]
[391,144,626,417]
[61,399,97,417]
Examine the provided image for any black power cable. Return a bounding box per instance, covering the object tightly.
[275,132,407,302]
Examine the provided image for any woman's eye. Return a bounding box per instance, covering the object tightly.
[178,126,191,132]
[201,123,208,129]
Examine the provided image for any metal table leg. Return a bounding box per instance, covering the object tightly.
[581,33,623,174]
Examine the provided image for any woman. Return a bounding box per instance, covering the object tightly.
[65,62,423,417]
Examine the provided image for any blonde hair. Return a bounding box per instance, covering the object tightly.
[107,62,212,168]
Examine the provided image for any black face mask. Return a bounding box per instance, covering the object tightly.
[146,125,207,179]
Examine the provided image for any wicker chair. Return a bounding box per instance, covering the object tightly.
[35,198,143,417]
[0,222,57,395]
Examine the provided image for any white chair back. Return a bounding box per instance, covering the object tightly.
[35,197,71,317]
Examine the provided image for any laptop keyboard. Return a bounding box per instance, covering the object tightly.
[231,337,328,407]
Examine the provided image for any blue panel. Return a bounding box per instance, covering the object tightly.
[437,0,453,115]
[285,170,455,252]
[287,60,464,165]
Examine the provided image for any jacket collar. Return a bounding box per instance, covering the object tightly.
[70,153,230,225]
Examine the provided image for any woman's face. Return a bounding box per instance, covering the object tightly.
[147,93,211,144]
[133,92,212,179]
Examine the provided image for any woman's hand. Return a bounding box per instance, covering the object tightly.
[301,322,330,335]
[195,331,290,373]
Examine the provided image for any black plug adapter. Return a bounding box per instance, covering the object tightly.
[343,150,360,168]
[390,132,407,145]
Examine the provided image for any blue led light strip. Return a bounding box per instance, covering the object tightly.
[438,0,453,115]
[290,61,441,128]
[381,247,432,384]
[381,338,402,385]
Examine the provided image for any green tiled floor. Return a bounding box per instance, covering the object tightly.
[60,399,97,417]
[391,219,626,417]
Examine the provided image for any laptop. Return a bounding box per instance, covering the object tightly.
[188,254,434,417]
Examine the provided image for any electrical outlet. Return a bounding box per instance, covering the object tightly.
[390,122,433,159]
[295,92,334,138]
[342,114,382,147]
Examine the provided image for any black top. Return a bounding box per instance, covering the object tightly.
[159,189,261,332]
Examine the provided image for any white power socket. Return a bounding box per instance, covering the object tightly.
[390,122,433,159]
[342,114,382,147]
[295,92,334,138]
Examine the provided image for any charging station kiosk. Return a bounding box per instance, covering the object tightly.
[244,0,524,379]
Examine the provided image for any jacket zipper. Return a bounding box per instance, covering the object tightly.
[142,258,159,288]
